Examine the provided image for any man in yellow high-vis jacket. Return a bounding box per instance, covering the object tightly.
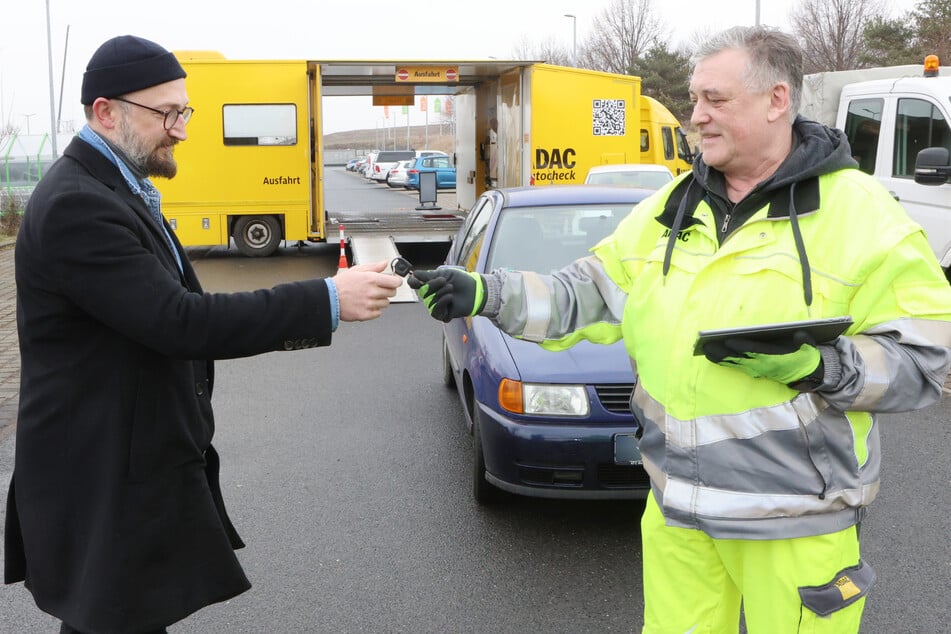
[408,26,951,633]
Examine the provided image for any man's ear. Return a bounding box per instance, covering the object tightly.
[767,82,791,123]
[91,98,120,130]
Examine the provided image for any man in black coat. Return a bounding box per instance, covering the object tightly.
[3,35,402,633]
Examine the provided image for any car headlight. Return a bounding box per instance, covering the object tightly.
[498,379,590,416]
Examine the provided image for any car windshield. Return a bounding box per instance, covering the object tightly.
[487,204,629,273]
[586,171,672,188]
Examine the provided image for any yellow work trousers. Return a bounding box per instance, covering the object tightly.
[641,492,868,633]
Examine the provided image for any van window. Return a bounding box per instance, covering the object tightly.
[376,151,416,162]
[844,98,882,174]
[424,156,452,168]
[640,130,649,152]
[222,104,296,146]
[662,127,675,161]
[676,128,694,165]
[893,98,951,178]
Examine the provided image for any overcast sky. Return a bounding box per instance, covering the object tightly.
[3,0,920,138]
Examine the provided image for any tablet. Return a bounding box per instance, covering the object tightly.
[693,316,853,356]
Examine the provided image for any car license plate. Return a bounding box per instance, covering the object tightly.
[613,433,642,465]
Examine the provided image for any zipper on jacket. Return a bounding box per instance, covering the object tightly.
[720,213,731,238]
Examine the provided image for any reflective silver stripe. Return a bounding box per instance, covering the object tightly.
[575,255,629,318]
[640,453,665,494]
[850,334,891,409]
[633,384,881,531]
[866,316,951,348]
[634,385,828,449]
[521,271,551,343]
[662,478,879,520]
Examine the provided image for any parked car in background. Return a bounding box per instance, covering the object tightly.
[345,158,360,171]
[369,150,416,182]
[386,159,414,188]
[435,185,653,504]
[406,154,456,190]
[584,163,674,189]
[369,149,448,183]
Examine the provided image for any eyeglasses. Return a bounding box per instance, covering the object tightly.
[112,97,194,130]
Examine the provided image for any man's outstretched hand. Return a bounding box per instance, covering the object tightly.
[332,261,403,322]
[408,267,486,322]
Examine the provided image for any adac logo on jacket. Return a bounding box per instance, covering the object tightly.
[661,228,690,243]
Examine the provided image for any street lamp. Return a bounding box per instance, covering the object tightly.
[564,14,577,67]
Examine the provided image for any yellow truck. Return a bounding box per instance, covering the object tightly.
[158,55,693,256]
[482,64,693,191]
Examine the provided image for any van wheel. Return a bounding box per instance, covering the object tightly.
[233,215,281,257]
[472,404,504,505]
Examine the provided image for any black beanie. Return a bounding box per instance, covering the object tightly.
[81,35,186,105]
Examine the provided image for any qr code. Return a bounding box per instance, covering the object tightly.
[592,99,626,136]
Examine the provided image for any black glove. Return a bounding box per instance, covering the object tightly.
[703,330,824,389]
[407,267,486,323]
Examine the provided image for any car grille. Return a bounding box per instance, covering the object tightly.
[594,384,635,414]
[597,463,651,488]
[517,463,650,489]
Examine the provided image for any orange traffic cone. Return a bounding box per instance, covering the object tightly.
[337,224,349,269]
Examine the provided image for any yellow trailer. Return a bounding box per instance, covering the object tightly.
[158,54,324,256]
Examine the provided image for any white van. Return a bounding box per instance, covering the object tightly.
[801,58,951,274]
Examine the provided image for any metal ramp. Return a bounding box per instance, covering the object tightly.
[348,233,418,303]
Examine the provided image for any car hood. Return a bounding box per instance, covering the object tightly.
[501,332,634,384]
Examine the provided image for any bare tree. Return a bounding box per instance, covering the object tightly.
[510,34,573,66]
[790,0,888,72]
[582,0,665,75]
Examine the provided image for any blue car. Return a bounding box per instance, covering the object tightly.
[406,155,456,190]
[438,185,653,503]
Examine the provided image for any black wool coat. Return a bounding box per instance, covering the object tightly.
[5,136,333,633]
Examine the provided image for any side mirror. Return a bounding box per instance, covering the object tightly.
[914,147,951,186]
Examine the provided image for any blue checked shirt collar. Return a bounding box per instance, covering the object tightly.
[78,125,183,272]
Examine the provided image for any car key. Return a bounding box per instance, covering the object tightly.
[391,257,414,278]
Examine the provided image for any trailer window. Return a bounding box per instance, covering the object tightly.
[843,98,882,175]
[222,104,297,146]
[893,98,951,179]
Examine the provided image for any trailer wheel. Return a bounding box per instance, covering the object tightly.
[233,215,282,257]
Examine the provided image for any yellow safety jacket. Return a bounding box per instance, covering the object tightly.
[483,124,951,539]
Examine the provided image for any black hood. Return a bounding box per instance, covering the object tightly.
[659,117,858,307]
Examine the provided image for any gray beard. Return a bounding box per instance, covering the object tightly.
[101,136,148,179]
[112,117,178,179]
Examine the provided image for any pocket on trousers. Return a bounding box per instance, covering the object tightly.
[798,558,876,617]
